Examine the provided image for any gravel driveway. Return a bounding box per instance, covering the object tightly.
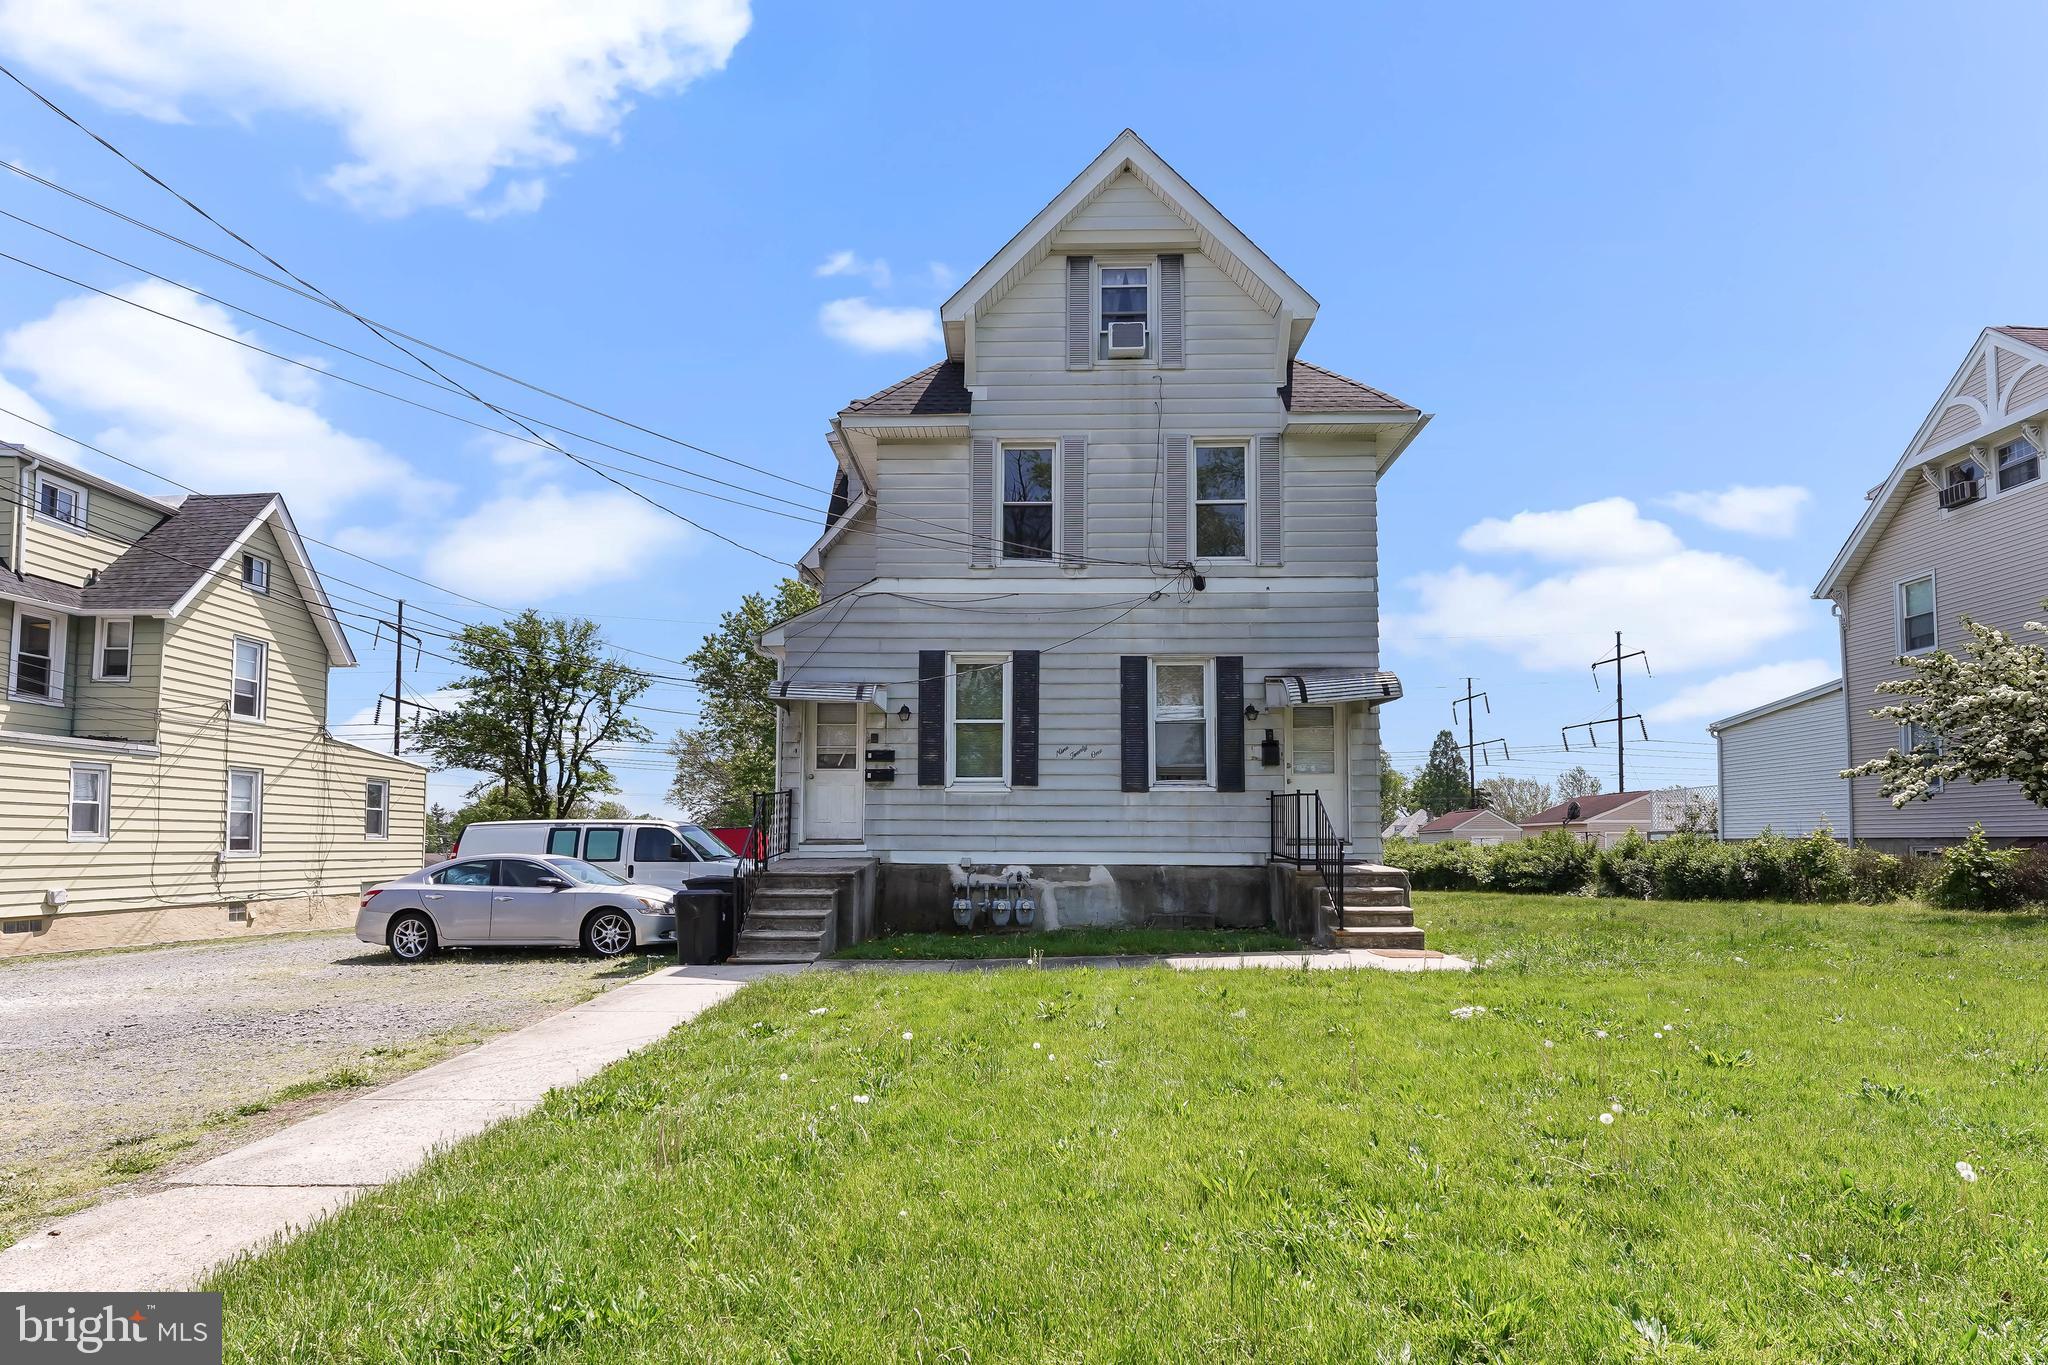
[0,931,662,1244]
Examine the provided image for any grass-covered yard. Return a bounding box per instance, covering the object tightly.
[213,893,2048,1361]
[833,925,1302,959]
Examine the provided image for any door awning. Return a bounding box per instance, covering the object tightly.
[1264,670,1404,706]
[769,681,889,708]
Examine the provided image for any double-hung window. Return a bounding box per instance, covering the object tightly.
[364,780,390,839]
[1098,264,1150,358]
[948,654,1008,785]
[242,554,270,594]
[226,768,262,855]
[69,763,109,841]
[1001,444,1055,560]
[9,607,62,702]
[231,637,267,720]
[95,618,132,682]
[1151,659,1212,785]
[1898,575,1935,655]
[1998,436,2041,492]
[1902,722,1945,794]
[34,473,86,529]
[1193,443,1249,560]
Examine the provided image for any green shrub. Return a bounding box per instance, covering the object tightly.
[1788,828,1853,902]
[1483,829,1595,894]
[1929,825,2025,911]
[1398,839,1486,891]
[1594,829,1656,899]
[1734,829,1801,899]
[1650,833,1739,899]
[2012,845,2048,908]
[1846,846,1912,904]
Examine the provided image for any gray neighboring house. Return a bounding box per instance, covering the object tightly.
[1815,325,2048,851]
[1414,809,1524,846]
[758,130,1429,927]
[1708,680,1849,840]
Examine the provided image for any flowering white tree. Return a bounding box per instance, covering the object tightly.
[1844,604,2048,808]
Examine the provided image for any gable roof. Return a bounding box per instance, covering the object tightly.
[841,360,972,418]
[1817,326,2048,598]
[1419,808,1497,834]
[1,449,355,665]
[939,129,1319,361]
[1521,791,1651,827]
[1707,678,1842,734]
[1281,360,1412,413]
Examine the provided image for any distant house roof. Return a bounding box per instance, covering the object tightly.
[1418,809,1494,835]
[841,361,973,418]
[1991,325,2048,350]
[1280,360,1412,413]
[1521,791,1650,827]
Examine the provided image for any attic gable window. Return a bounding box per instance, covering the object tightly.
[242,553,271,594]
[1000,444,1054,560]
[33,473,87,529]
[1098,264,1150,359]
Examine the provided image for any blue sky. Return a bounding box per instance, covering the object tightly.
[0,1,2042,814]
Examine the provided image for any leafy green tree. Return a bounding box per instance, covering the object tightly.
[424,803,455,858]
[1378,753,1409,827]
[1409,730,1471,817]
[668,579,820,824]
[1556,765,1603,800]
[410,611,651,818]
[1845,604,2048,808]
[1483,776,1554,823]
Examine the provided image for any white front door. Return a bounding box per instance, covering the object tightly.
[1284,704,1349,839]
[803,702,864,842]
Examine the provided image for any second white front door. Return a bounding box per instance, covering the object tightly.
[804,702,864,842]
[1284,704,1349,839]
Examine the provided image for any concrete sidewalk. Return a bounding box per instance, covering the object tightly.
[0,963,793,1293]
[825,946,1473,974]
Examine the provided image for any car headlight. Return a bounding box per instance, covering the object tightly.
[639,896,667,912]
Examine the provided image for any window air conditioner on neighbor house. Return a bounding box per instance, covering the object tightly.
[1105,320,1148,358]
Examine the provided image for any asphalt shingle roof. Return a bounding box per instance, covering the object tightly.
[1418,809,1489,834]
[841,361,972,417]
[1520,791,1649,827]
[1991,325,2048,351]
[1280,360,1412,412]
[86,493,278,611]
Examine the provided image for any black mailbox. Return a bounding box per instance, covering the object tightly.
[865,748,896,762]
[1259,728,1281,768]
[865,767,897,783]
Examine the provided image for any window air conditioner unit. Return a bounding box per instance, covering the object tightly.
[1105,320,1148,358]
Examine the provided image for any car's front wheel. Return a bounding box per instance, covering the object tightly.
[389,910,437,962]
[581,908,636,958]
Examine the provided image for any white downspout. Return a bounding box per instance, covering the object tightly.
[13,456,37,575]
[1834,600,1854,845]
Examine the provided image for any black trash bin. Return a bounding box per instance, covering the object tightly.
[672,887,727,965]
[684,875,739,961]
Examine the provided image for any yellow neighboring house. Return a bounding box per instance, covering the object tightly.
[1,445,426,956]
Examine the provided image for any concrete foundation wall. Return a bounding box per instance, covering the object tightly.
[0,890,361,958]
[877,861,1274,935]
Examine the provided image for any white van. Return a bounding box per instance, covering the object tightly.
[449,820,741,892]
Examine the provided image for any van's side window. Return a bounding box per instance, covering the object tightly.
[634,827,690,862]
[546,827,579,856]
[584,827,624,862]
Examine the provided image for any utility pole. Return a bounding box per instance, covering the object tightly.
[1562,631,1651,791]
[373,600,426,756]
[1450,676,1511,810]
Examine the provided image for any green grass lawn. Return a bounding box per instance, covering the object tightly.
[833,925,1303,959]
[213,893,2048,1361]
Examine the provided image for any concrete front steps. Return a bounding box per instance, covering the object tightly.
[1322,864,1426,951]
[730,858,876,964]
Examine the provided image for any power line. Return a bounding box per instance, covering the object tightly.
[1562,630,1653,790]
[1449,676,1510,810]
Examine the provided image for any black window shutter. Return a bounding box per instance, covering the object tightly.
[1216,656,1245,793]
[1011,651,1040,786]
[918,650,946,786]
[1120,656,1149,793]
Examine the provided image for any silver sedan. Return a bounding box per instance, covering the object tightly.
[358,854,679,961]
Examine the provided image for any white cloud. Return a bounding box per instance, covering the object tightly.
[1646,659,1837,725]
[333,687,468,757]
[818,297,940,354]
[1395,495,1813,673]
[420,483,680,599]
[815,250,892,290]
[0,1,752,217]
[926,262,956,289]
[0,281,445,522]
[1659,485,1811,538]
[1458,497,1682,564]
[0,373,55,448]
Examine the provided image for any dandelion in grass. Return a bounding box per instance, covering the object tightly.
[898,1209,908,1219]
[778,1073,789,1082]
[902,1031,914,1041]
[1957,1161,1978,1183]
[808,1007,829,1016]
[1450,1005,1486,1020]
[1594,1029,1608,1040]
[853,1094,871,1105]
[1610,1103,1623,1114]
[1599,1112,1615,1126]
[1653,1031,1663,1040]
[1032,1041,1042,1050]
[1541,1039,1554,1050]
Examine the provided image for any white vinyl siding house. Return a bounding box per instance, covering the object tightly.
[1815,327,2048,848]
[760,133,1427,920]
[1709,681,1850,840]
